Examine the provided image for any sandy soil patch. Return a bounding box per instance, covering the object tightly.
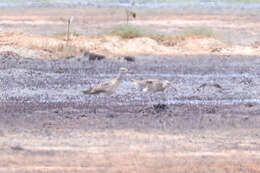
[0,32,259,59]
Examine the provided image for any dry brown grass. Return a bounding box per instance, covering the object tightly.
[108,25,216,47]
[28,41,85,58]
[0,32,87,58]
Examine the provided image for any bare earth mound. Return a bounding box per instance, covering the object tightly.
[0,32,259,59]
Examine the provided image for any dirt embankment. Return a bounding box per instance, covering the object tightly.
[0,31,259,59]
[0,7,259,59]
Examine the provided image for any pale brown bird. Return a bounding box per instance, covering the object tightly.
[194,82,223,94]
[83,67,128,96]
[131,79,175,106]
[198,83,222,89]
[131,79,173,93]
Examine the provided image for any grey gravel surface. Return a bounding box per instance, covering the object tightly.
[0,54,260,133]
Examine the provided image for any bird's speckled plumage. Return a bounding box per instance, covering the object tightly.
[131,79,172,93]
[83,67,128,96]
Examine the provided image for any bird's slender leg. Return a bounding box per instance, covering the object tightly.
[165,92,169,105]
[143,93,152,112]
[85,95,97,114]
[157,93,161,104]
[93,96,98,114]
[159,92,165,105]
[103,95,111,113]
[149,93,154,106]
[155,92,163,105]
[151,93,158,109]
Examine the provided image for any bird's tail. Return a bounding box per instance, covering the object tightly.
[82,88,93,95]
[130,79,139,83]
[82,88,105,95]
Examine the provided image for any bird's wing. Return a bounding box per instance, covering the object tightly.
[145,79,161,84]
[83,88,106,95]
[198,83,207,88]
[146,79,164,88]
[149,80,166,92]
[83,79,115,94]
[145,80,153,84]
[95,79,115,91]
[212,83,222,89]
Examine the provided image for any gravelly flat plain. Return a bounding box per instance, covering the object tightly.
[1,54,260,132]
[0,54,260,173]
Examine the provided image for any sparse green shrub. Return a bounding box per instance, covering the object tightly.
[53,31,82,40]
[109,25,147,39]
[108,25,216,47]
[182,28,215,38]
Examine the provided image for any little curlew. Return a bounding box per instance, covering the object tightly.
[131,79,173,93]
[83,67,128,96]
[131,78,175,106]
[195,82,223,93]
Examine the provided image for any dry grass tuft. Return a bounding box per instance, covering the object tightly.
[108,25,216,47]
[108,25,147,39]
[27,40,86,58]
[52,32,83,40]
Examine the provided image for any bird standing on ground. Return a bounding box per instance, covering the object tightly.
[195,82,223,93]
[131,78,174,107]
[82,67,128,96]
[131,79,173,93]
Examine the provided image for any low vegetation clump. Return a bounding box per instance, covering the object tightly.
[28,40,86,58]
[52,32,83,40]
[182,28,215,38]
[108,25,147,39]
[108,25,216,46]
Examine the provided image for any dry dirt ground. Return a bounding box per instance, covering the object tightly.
[0,6,260,173]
